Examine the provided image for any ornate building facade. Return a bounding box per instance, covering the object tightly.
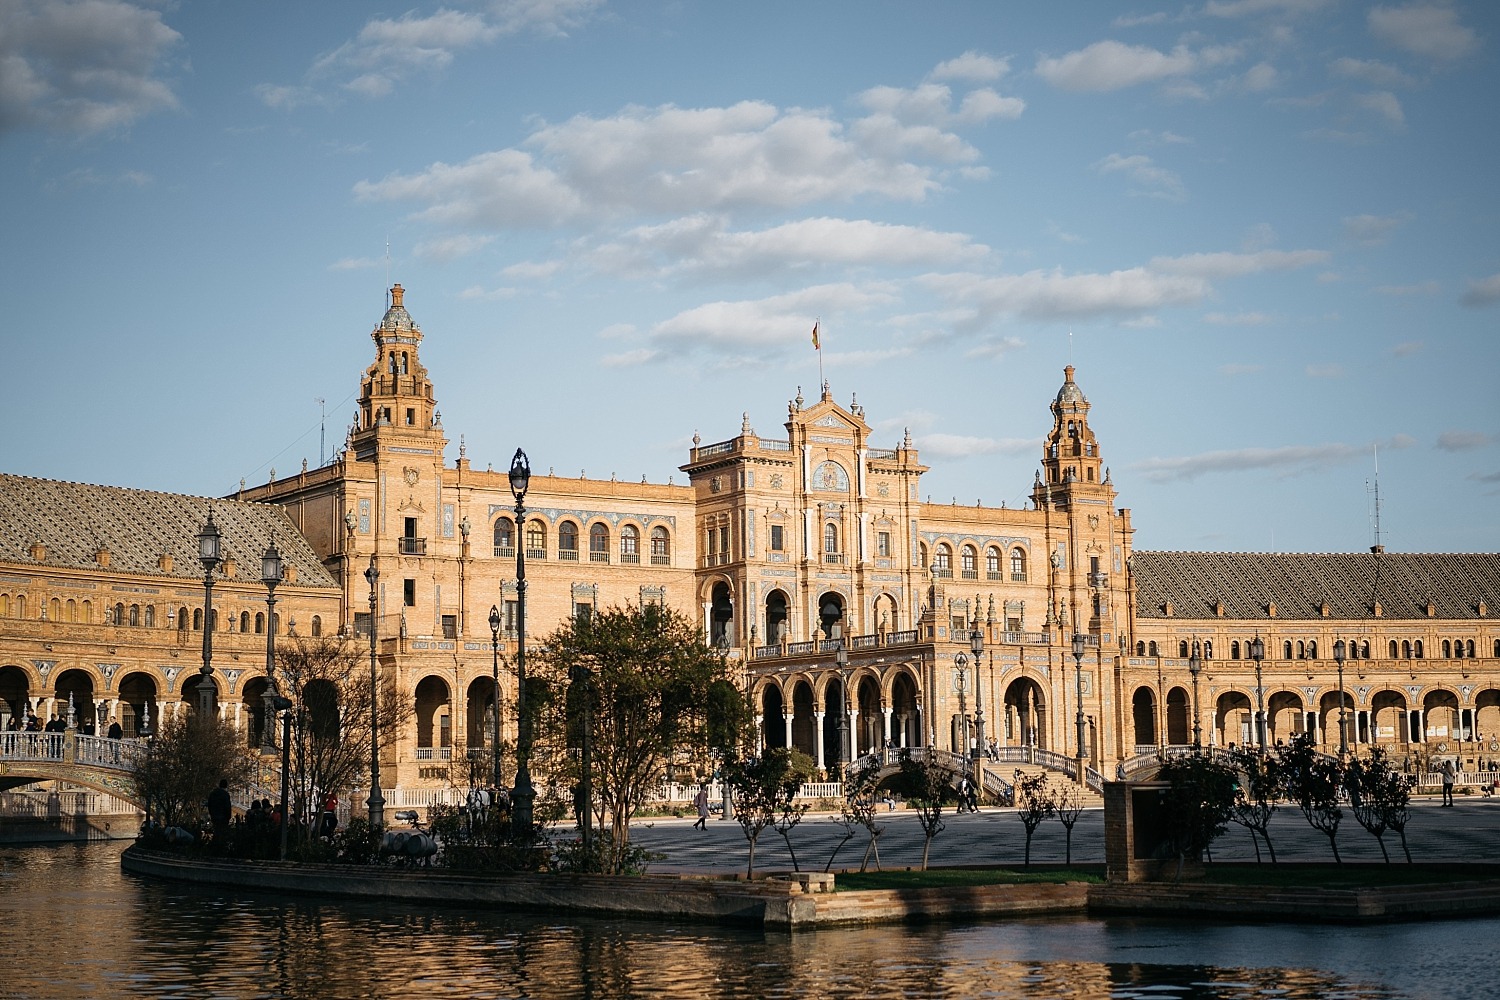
[4,285,1498,803]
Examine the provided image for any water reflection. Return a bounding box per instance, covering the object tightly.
[0,843,1484,999]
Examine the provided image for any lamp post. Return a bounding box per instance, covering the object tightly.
[953,651,969,770]
[509,448,535,837]
[365,558,385,828]
[195,512,223,725]
[1071,630,1087,775]
[260,541,284,754]
[835,626,850,768]
[1187,639,1202,750]
[488,604,503,790]
[273,692,293,860]
[1333,638,1349,758]
[970,626,986,765]
[1249,635,1267,751]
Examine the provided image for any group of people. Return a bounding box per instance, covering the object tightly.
[6,712,127,738]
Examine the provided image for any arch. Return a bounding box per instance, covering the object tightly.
[822,674,850,766]
[557,520,579,560]
[1131,686,1157,749]
[1135,641,1146,656]
[1231,640,1241,660]
[1475,688,1500,743]
[985,547,1001,579]
[589,522,610,562]
[823,522,840,558]
[889,670,921,748]
[917,542,928,569]
[650,525,671,565]
[0,664,33,730]
[959,544,977,579]
[1283,640,1293,660]
[760,684,787,749]
[1165,686,1190,746]
[179,674,218,721]
[789,679,816,761]
[116,672,159,737]
[619,523,640,563]
[304,678,342,743]
[1319,689,1354,752]
[128,604,140,627]
[525,520,547,558]
[193,608,203,631]
[1148,641,1159,657]
[143,605,154,628]
[51,668,98,730]
[1002,676,1048,749]
[1422,689,1460,743]
[1370,689,1408,747]
[466,675,501,757]
[855,674,883,757]
[254,612,265,635]
[933,543,952,577]
[710,581,734,647]
[414,675,452,750]
[1267,690,1304,745]
[817,592,844,638]
[241,675,274,749]
[493,516,515,556]
[1178,640,1189,658]
[1010,548,1028,582]
[873,592,899,633]
[764,589,790,644]
[311,615,322,637]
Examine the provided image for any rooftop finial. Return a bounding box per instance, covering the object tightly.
[390,283,404,307]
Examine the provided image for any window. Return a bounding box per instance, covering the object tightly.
[193,608,203,630]
[933,544,952,578]
[526,522,547,559]
[877,531,891,558]
[574,602,592,624]
[918,542,928,568]
[129,604,140,627]
[590,523,610,563]
[986,548,1001,579]
[620,524,640,563]
[144,605,155,627]
[255,612,265,635]
[1179,640,1189,657]
[1148,641,1158,656]
[961,546,977,579]
[559,521,579,560]
[240,611,251,633]
[770,525,785,552]
[493,517,515,557]
[1231,640,1241,659]
[311,615,322,637]
[1283,641,1293,659]
[1010,548,1028,582]
[442,615,457,639]
[650,526,671,565]
[823,522,839,556]
[403,579,416,608]
[1136,641,1146,656]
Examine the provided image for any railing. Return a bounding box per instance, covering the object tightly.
[823,553,844,564]
[398,536,426,556]
[932,567,953,579]
[888,629,918,645]
[620,552,640,564]
[760,439,792,452]
[413,747,453,761]
[1003,631,1050,645]
[493,545,515,558]
[694,440,737,458]
[867,448,897,459]
[558,549,578,561]
[650,554,671,565]
[589,551,609,563]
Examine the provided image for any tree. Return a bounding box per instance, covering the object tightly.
[1157,752,1238,878]
[889,748,955,871]
[1227,745,1285,863]
[1013,770,1055,868]
[275,635,411,840]
[823,753,886,873]
[722,747,816,878]
[534,604,737,874]
[1053,779,1086,865]
[132,715,256,835]
[1278,734,1347,864]
[1344,745,1416,863]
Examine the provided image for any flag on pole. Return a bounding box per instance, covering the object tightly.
[811,320,821,350]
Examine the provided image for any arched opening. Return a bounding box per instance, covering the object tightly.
[817,593,844,638]
[764,589,789,644]
[1165,686,1190,746]
[890,671,921,748]
[710,582,734,647]
[1215,691,1253,749]
[873,593,898,634]
[466,676,501,777]
[1267,691,1304,746]
[49,669,95,731]
[117,672,159,737]
[790,680,816,761]
[1320,689,1353,752]
[1131,686,1157,750]
[1422,689,1460,743]
[0,664,32,730]
[304,678,342,743]
[856,675,882,756]
[822,677,848,766]
[1371,690,1408,747]
[1002,677,1048,749]
[414,676,451,751]
[760,685,787,749]
[180,674,218,722]
[1476,689,1500,744]
[242,676,274,749]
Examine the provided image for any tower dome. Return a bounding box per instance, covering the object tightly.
[1054,365,1086,407]
[379,283,418,333]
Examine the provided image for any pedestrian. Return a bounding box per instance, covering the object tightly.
[107,719,123,740]
[1441,759,1457,806]
[207,779,233,841]
[321,792,339,838]
[692,783,710,830]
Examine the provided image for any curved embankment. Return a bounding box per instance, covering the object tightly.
[121,848,1500,929]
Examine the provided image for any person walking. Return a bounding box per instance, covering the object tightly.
[207,779,233,841]
[1441,759,1457,806]
[692,784,710,830]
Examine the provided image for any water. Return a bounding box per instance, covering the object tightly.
[0,841,1491,999]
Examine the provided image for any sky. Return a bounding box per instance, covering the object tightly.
[2,0,1497,554]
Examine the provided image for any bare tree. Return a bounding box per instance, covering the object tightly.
[1345,745,1416,863]
[132,715,255,834]
[722,747,816,878]
[1053,780,1086,865]
[890,749,955,871]
[1013,770,1055,868]
[1227,745,1285,863]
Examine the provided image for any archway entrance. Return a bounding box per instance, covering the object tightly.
[1131,686,1157,750]
[117,672,158,737]
[52,669,96,732]
[760,685,787,749]
[710,582,734,647]
[764,590,789,644]
[1002,677,1047,748]
[818,593,844,638]
[0,665,30,729]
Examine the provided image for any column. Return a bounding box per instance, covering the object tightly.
[882,706,893,746]
[783,713,793,750]
[814,711,826,770]
[848,708,860,758]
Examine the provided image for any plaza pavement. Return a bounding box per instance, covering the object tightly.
[628,796,1500,875]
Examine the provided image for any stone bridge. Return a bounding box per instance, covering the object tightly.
[0,731,143,804]
[854,745,1105,804]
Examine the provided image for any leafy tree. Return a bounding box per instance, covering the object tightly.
[823,753,886,873]
[1277,734,1347,864]
[132,715,256,835]
[722,747,816,878]
[1344,746,1416,863]
[1157,752,1238,878]
[1013,770,1055,868]
[275,635,412,839]
[533,604,737,874]
[1053,780,1086,865]
[1227,746,1285,863]
[890,748,956,870]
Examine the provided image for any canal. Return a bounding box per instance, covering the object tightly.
[0,841,1491,999]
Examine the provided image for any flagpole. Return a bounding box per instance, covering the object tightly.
[813,318,824,390]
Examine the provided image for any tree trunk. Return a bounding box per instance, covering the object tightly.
[921,834,931,871]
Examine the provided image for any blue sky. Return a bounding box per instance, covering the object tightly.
[3,0,1497,553]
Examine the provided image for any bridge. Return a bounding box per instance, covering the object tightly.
[0,731,143,803]
[850,746,1105,803]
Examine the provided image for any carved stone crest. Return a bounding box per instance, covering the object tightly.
[403,467,420,486]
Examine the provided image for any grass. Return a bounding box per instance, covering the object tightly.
[834,867,1105,891]
[1197,862,1500,890]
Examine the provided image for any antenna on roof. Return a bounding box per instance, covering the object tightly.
[1367,443,1384,554]
[385,238,391,306]
[317,397,326,467]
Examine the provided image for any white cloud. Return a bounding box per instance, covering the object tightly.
[1437,431,1493,451]
[1150,248,1329,278]
[414,233,495,262]
[502,259,564,281]
[1355,90,1405,127]
[965,336,1026,359]
[1369,4,1480,62]
[329,257,382,271]
[1342,212,1409,245]
[1237,62,1280,92]
[647,283,898,353]
[1136,442,1372,482]
[1329,57,1417,88]
[1128,128,1193,145]
[0,0,181,135]
[1204,0,1334,15]
[599,348,661,368]
[1094,153,1187,201]
[1035,40,1224,92]
[1205,311,1274,325]
[922,267,1210,324]
[929,52,1011,82]
[457,284,517,301]
[1461,272,1500,307]
[917,433,1035,459]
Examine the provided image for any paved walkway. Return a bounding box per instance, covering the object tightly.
[628,797,1500,875]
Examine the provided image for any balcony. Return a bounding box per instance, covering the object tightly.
[590,551,610,563]
[932,567,953,579]
[493,545,515,558]
[620,552,640,564]
[650,554,671,566]
[823,553,844,565]
[558,549,579,561]
[399,536,426,556]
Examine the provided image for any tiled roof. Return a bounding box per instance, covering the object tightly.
[0,473,338,589]
[1131,551,1500,621]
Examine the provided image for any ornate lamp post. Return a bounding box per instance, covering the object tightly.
[1187,639,1203,749]
[195,512,223,725]
[1248,635,1267,751]
[260,541,284,753]
[488,604,503,790]
[1333,638,1349,758]
[1071,630,1088,772]
[835,626,850,767]
[970,626,986,765]
[509,448,536,837]
[365,558,385,828]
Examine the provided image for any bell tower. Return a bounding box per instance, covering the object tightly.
[1034,365,1109,507]
[350,284,445,461]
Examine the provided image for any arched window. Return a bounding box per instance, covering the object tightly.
[1360,640,1370,658]
[64,599,76,622]
[558,521,579,560]
[1389,639,1399,658]
[1465,639,1475,658]
[1010,548,1027,582]
[1178,640,1189,658]
[1204,641,1213,659]
[1443,639,1452,658]
[128,604,140,626]
[1135,641,1145,656]
[1231,640,1241,660]
[526,522,547,559]
[934,544,952,577]
[1283,640,1293,659]
[144,605,154,627]
[113,602,125,625]
[178,606,189,630]
[823,522,839,556]
[1401,640,1412,658]
[1307,640,1316,659]
[1148,641,1159,656]
[1414,640,1423,659]
[255,612,265,635]
[960,545,977,579]
[620,524,640,563]
[240,611,251,633]
[193,608,203,630]
[311,615,322,637]
[918,543,928,568]
[986,548,1001,578]
[650,526,671,564]
[1296,641,1305,659]
[493,517,515,556]
[589,523,610,562]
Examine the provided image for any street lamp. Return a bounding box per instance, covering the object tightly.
[970,626,985,765]
[260,540,284,753]
[1248,635,1267,751]
[1187,639,1202,750]
[509,447,535,837]
[1071,630,1087,773]
[953,651,970,768]
[835,626,850,767]
[1333,638,1349,758]
[365,558,385,828]
[488,604,503,791]
[194,512,223,725]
